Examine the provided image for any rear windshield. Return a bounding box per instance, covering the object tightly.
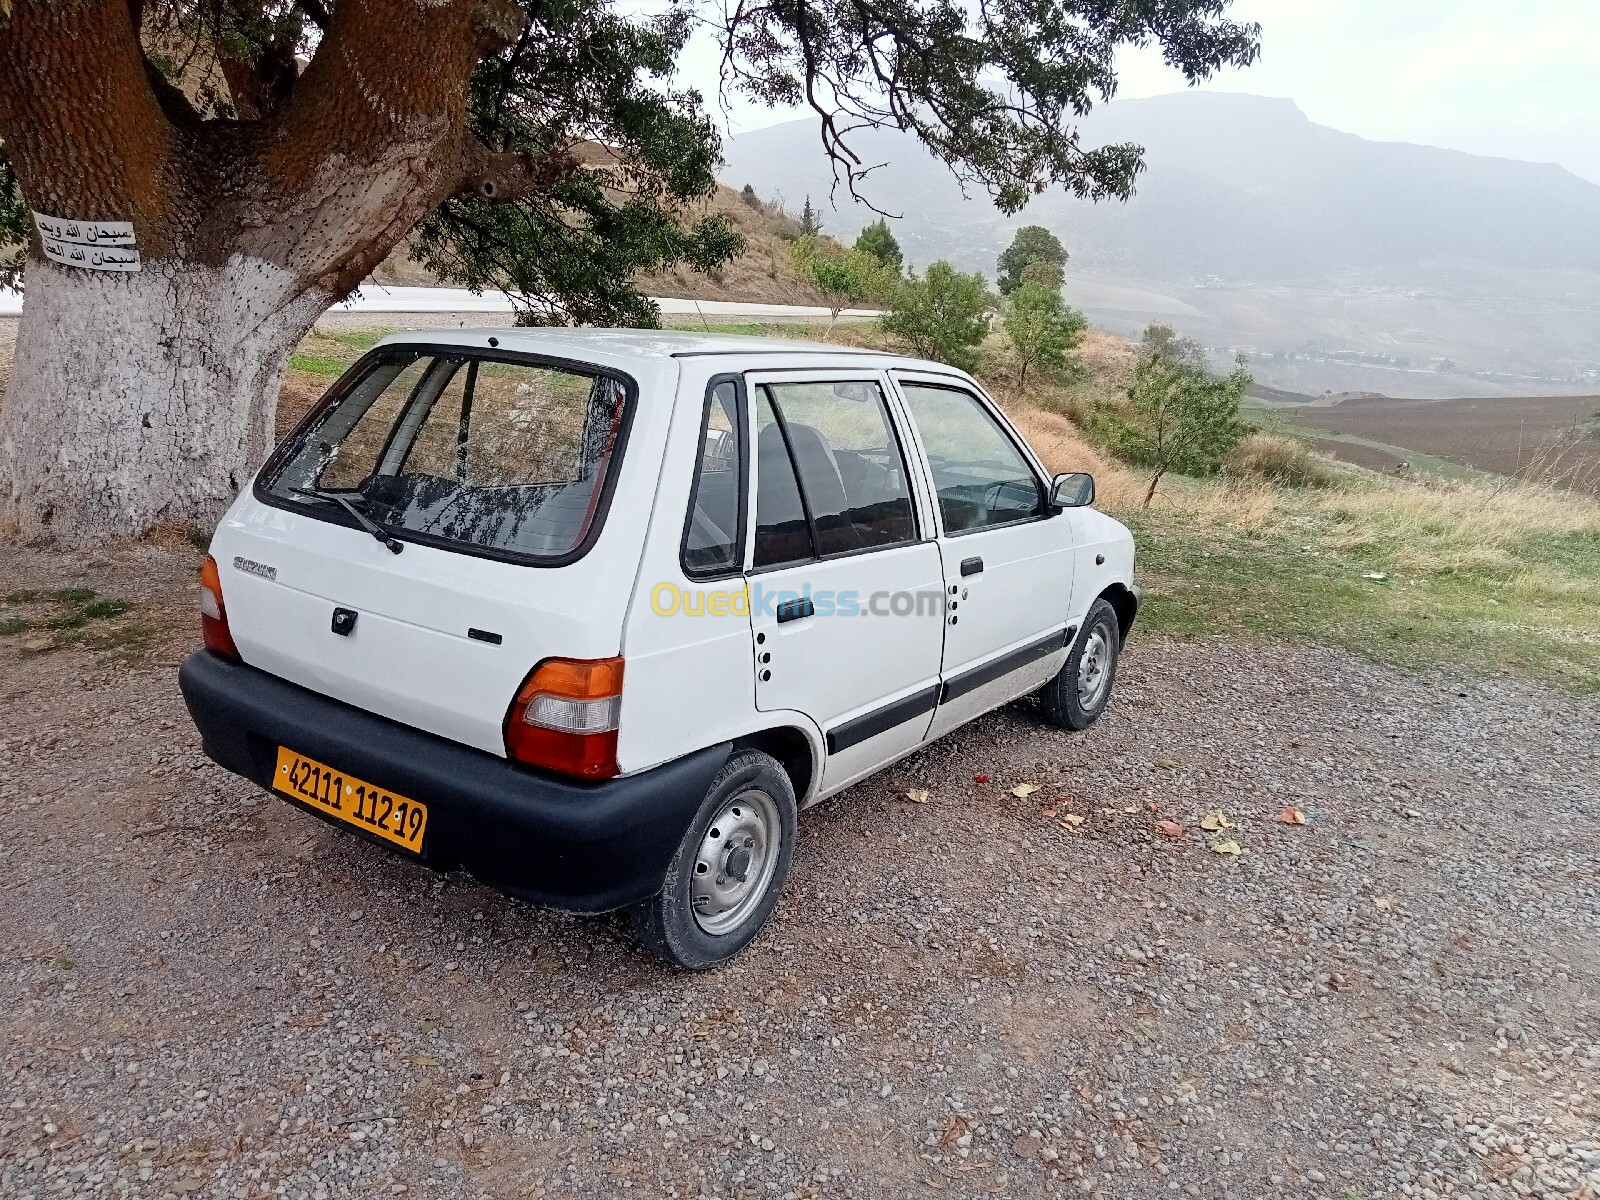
[261,348,631,563]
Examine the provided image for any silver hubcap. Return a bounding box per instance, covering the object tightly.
[690,789,781,936]
[1077,623,1113,710]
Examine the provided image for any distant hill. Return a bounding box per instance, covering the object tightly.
[723,93,1600,396]
[374,182,829,308]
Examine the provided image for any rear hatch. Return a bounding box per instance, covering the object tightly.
[211,343,642,757]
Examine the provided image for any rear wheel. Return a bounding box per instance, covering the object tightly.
[631,749,796,969]
[1038,598,1121,731]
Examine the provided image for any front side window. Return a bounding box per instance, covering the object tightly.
[897,382,1043,534]
[262,349,630,562]
[752,380,917,567]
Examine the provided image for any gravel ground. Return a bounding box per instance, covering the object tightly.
[1,544,1597,1200]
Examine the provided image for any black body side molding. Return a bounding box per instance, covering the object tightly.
[824,684,942,754]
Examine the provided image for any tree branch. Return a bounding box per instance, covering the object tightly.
[458,141,579,204]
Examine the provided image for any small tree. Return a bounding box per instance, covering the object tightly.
[740,184,762,210]
[1003,283,1086,387]
[799,196,824,235]
[1097,355,1252,507]
[997,226,1068,295]
[790,237,896,339]
[854,218,903,272]
[881,262,991,373]
[1141,322,1208,368]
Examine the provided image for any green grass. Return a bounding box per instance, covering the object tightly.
[0,587,140,650]
[288,353,350,376]
[1126,501,1600,693]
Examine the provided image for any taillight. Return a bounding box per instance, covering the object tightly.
[199,555,241,661]
[505,657,624,779]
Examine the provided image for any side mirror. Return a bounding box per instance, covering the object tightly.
[1049,472,1096,509]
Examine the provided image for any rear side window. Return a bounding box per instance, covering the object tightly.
[262,349,631,563]
[682,380,745,577]
[897,382,1042,533]
[752,380,918,568]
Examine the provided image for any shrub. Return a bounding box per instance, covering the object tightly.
[879,261,991,372]
[740,183,762,209]
[1226,432,1335,488]
[790,236,898,339]
[1003,283,1086,387]
[1094,354,1252,507]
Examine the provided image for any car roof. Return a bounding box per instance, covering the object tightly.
[373,326,961,376]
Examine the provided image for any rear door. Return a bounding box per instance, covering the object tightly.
[742,370,946,792]
[890,372,1077,740]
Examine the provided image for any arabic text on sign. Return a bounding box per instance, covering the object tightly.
[32,212,137,248]
[40,238,142,273]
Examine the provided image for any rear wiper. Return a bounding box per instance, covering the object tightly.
[292,488,405,554]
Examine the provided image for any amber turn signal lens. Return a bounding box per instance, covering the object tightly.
[199,555,241,661]
[505,657,624,779]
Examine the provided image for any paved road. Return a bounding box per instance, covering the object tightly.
[0,285,873,321]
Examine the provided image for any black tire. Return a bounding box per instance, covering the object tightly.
[631,748,797,970]
[1038,598,1121,731]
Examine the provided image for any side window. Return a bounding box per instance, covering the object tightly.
[682,380,745,577]
[754,380,917,562]
[897,382,1043,534]
[753,389,815,569]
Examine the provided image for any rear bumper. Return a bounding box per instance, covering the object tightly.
[178,651,729,913]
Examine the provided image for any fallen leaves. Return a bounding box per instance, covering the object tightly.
[902,788,931,804]
[1059,814,1085,828]
[1011,782,1041,799]
[973,774,989,784]
[1401,807,1422,819]
[1275,806,1308,826]
[1155,819,1186,838]
[1209,840,1243,856]
[1374,896,1396,911]
[1200,810,1237,832]
[1155,758,1179,770]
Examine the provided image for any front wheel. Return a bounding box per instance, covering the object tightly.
[1038,598,1121,731]
[631,749,797,969]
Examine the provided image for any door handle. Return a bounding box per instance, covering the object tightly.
[776,596,815,623]
[960,556,984,577]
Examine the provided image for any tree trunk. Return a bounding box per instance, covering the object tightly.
[0,0,545,545]
[0,258,330,541]
[1142,464,1167,509]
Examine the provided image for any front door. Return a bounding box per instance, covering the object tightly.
[891,374,1078,740]
[743,372,946,793]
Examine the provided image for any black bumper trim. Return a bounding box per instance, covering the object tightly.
[178,651,729,913]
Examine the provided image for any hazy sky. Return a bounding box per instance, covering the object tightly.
[674,0,1600,185]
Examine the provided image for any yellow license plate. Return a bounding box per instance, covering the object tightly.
[272,746,427,854]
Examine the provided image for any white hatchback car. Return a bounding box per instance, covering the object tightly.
[182,329,1139,967]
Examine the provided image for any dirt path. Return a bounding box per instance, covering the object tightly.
[2,545,1597,1200]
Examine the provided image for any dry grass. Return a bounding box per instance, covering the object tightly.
[369,182,834,306]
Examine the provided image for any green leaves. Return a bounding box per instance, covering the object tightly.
[1094,333,1253,505]
[880,262,992,373]
[0,140,23,289]
[997,226,1068,296]
[1002,282,1085,387]
[416,0,741,326]
[719,0,1258,213]
[854,219,903,272]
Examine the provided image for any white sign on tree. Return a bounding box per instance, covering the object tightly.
[33,212,141,273]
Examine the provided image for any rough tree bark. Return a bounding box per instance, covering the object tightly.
[0,0,562,543]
